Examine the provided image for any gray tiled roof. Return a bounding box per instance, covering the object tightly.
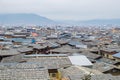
[92,62,116,72]
[0,49,20,56]
[80,52,101,60]
[60,66,120,80]
[27,57,72,69]
[0,63,50,80]
[1,54,26,63]
[69,74,120,80]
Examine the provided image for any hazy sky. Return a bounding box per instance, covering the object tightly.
[0,0,120,20]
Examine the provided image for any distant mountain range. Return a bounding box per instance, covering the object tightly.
[58,19,120,25]
[0,13,120,25]
[0,13,55,25]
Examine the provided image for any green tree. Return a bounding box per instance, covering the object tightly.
[81,73,91,80]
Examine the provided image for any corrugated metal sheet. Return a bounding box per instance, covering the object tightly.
[68,55,93,66]
[113,52,120,58]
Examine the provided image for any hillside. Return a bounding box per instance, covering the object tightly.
[0,13,55,25]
